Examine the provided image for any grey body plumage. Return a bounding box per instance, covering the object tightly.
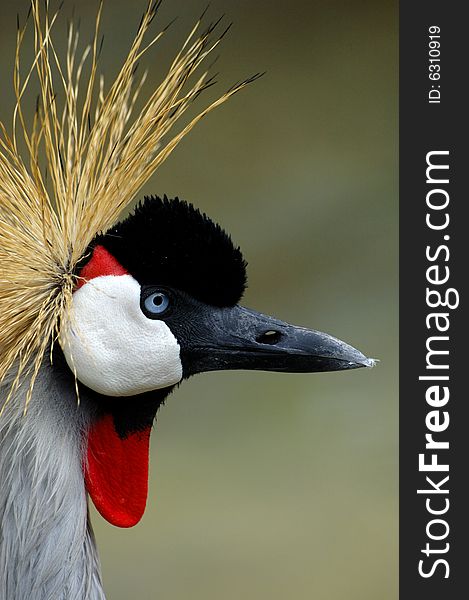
[0,364,105,600]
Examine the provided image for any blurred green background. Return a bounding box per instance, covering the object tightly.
[0,0,397,598]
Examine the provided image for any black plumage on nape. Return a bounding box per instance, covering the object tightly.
[95,195,248,307]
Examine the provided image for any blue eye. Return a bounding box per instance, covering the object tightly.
[144,291,170,315]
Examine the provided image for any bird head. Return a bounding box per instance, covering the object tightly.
[60,195,373,528]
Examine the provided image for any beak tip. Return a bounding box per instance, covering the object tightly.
[328,337,377,371]
[352,355,378,369]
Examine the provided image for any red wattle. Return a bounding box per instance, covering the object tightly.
[85,414,151,528]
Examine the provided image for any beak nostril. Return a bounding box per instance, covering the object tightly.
[256,330,282,345]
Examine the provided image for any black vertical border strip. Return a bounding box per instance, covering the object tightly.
[400,2,467,599]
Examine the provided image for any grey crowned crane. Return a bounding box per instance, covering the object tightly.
[0,2,373,599]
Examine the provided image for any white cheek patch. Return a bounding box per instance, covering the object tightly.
[61,275,183,396]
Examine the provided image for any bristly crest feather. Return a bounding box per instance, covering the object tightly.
[0,0,258,412]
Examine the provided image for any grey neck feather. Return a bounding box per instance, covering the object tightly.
[0,363,106,600]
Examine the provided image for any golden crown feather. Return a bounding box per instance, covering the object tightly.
[0,0,257,411]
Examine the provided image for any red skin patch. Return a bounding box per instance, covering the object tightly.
[76,245,129,289]
[78,245,150,528]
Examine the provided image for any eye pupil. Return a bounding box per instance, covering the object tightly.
[143,290,170,316]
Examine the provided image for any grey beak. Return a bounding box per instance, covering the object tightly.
[180,304,374,377]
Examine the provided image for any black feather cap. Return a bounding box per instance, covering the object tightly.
[95,195,247,307]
